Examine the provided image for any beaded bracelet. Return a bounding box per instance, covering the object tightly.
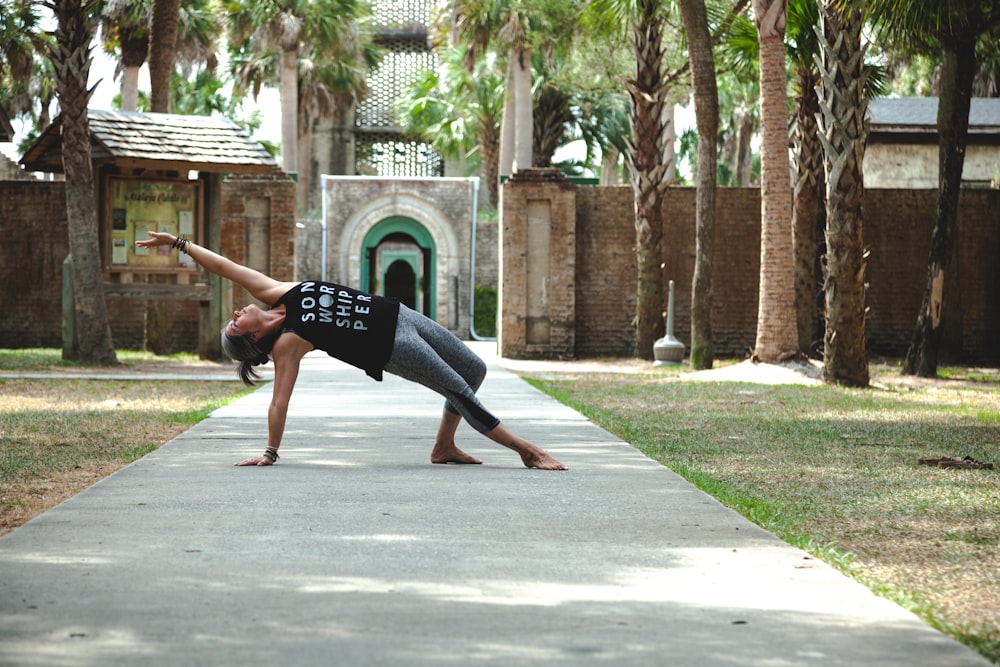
[171,236,191,253]
[262,449,279,462]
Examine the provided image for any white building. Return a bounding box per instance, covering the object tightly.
[865,97,1000,189]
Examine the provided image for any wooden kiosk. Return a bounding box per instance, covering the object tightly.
[20,110,285,358]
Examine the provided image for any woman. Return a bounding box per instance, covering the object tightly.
[137,232,566,471]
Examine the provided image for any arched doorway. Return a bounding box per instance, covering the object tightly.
[360,216,436,317]
[385,257,417,309]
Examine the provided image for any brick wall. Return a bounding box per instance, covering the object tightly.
[575,186,637,356]
[0,182,70,348]
[863,189,1000,362]
[3,176,998,364]
[221,171,298,314]
[0,172,296,353]
[567,186,1000,363]
[498,169,576,358]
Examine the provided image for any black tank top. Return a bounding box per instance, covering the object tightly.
[274,281,399,381]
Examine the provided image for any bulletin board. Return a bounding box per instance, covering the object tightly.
[108,177,201,270]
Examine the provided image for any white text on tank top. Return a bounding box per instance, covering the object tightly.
[297,281,373,331]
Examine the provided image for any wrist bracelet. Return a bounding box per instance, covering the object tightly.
[172,237,191,253]
[262,449,278,462]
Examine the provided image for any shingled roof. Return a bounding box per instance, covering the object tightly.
[20,110,278,174]
[868,98,1000,142]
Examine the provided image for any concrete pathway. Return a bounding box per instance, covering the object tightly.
[0,345,990,666]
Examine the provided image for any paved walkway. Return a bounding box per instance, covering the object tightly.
[0,344,990,666]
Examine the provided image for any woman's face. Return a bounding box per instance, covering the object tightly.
[226,304,264,340]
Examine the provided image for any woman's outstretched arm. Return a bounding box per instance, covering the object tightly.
[233,332,312,466]
[136,232,295,305]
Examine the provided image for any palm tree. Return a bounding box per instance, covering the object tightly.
[101,0,224,113]
[863,0,1000,377]
[678,0,719,370]
[454,0,530,177]
[714,11,759,190]
[0,0,47,137]
[532,78,573,168]
[227,0,370,177]
[815,0,868,387]
[295,12,379,210]
[751,0,797,363]
[786,0,823,355]
[148,0,181,112]
[44,0,117,365]
[584,0,676,358]
[572,89,630,185]
[396,48,505,207]
[100,0,149,111]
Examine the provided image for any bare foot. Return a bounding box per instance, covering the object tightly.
[431,442,483,465]
[519,448,567,471]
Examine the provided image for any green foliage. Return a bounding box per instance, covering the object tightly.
[395,47,503,167]
[473,285,497,338]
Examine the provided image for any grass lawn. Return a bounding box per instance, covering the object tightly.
[515,359,999,665]
[0,349,252,535]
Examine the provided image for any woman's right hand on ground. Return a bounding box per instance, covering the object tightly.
[234,456,274,467]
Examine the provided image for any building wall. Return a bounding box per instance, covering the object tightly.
[575,185,637,356]
[866,143,1000,188]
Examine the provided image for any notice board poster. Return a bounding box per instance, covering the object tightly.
[109,178,199,268]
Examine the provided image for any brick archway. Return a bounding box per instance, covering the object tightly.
[359,215,437,318]
[322,177,473,333]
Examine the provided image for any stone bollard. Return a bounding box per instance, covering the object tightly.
[653,279,685,366]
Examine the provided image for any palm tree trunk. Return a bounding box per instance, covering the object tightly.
[902,45,976,377]
[533,85,571,167]
[792,68,824,355]
[626,0,670,359]
[148,0,180,112]
[479,119,500,208]
[280,46,299,176]
[678,0,718,370]
[498,54,516,179]
[120,65,141,111]
[512,44,532,171]
[736,108,754,185]
[600,148,620,186]
[817,1,868,387]
[50,0,117,365]
[753,0,798,363]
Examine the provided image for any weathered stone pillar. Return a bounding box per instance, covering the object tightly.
[498,169,576,359]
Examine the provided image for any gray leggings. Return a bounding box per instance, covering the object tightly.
[383,305,501,434]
